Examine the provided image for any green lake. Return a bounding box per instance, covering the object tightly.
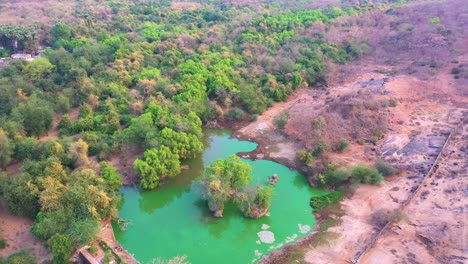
[114,130,326,263]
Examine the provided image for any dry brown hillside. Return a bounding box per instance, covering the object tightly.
[238,0,467,263]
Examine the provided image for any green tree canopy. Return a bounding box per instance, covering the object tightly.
[0,129,13,168]
[159,128,203,160]
[99,161,122,191]
[47,233,73,264]
[134,146,181,190]
[24,58,55,82]
[13,95,55,137]
[198,155,252,214]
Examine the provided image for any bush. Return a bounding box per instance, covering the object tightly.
[351,165,383,184]
[226,108,245,121]
[273,111,289,129]
[0,239,6,249]
[6,250,37,264]
[310,191,343,211]
[374,159,399,176]
[325,169,350,186]
[312,140,329,157]
[450,67,460,75]
[296,149,312,164]
[335,139,349,152]
[89,246,98,255]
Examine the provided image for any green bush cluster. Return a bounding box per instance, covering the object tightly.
[273,111,289,129]
[335,139,349,152]
[310,191,343,211]
[351,165,383,184]
[374,159,399,176]
[296,149,313,164]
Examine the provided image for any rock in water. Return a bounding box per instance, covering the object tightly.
[257,230,275,244]
[298,224,311,234]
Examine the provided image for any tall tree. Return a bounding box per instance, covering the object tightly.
[0,129,13,169]
[13,95,54,137]
[134,146,181,189]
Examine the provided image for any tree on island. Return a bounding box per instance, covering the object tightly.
[198,155,274,218]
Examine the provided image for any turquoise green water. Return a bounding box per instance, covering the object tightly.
[114,130,326,264]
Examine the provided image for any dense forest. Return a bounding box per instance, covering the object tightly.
[0,0,409,263]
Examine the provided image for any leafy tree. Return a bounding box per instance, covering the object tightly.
[159,128,203,160]
[15,137,39,161]
[125,112,156,147]
[134,146,181,189]
[235,185,275,218]
[24,58,55,82]
[2,174,39,217]
[66,219,99,246]
[47,234,73,264]
[13,95,55,137]
[0,129,13,169]
[69,139,89,167]
[38,176,66,212]
[199,155,252,215]
[0,78,19,115]
[99,161,122,191]
[58,114,71,132]
[50,22,72,45]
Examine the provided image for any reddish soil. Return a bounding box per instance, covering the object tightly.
[252,48,467,264]
[0,200,51,262]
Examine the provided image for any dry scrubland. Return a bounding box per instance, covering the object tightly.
[239,0,468,263]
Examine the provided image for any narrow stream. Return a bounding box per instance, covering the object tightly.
[114,130,326,263]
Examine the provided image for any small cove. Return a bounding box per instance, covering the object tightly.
[113,130,326,263]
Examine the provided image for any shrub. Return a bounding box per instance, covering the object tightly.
[273,111,289,129]
[388,99,398,107]
[312,140,329,157]
[429,17,441,24]
[335,139,349,152]
[310,191,343,211]
[58,114,71,130]
[374,159,399,176]
[325,169,350,186]
[0,239,6,249]
[312,116,326,129]
[450,67,460,74]
[351,165,383,184]
[296,149,312,164]
[226,108,245,121]
[6,250,37,264]
[89,246,98,255]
